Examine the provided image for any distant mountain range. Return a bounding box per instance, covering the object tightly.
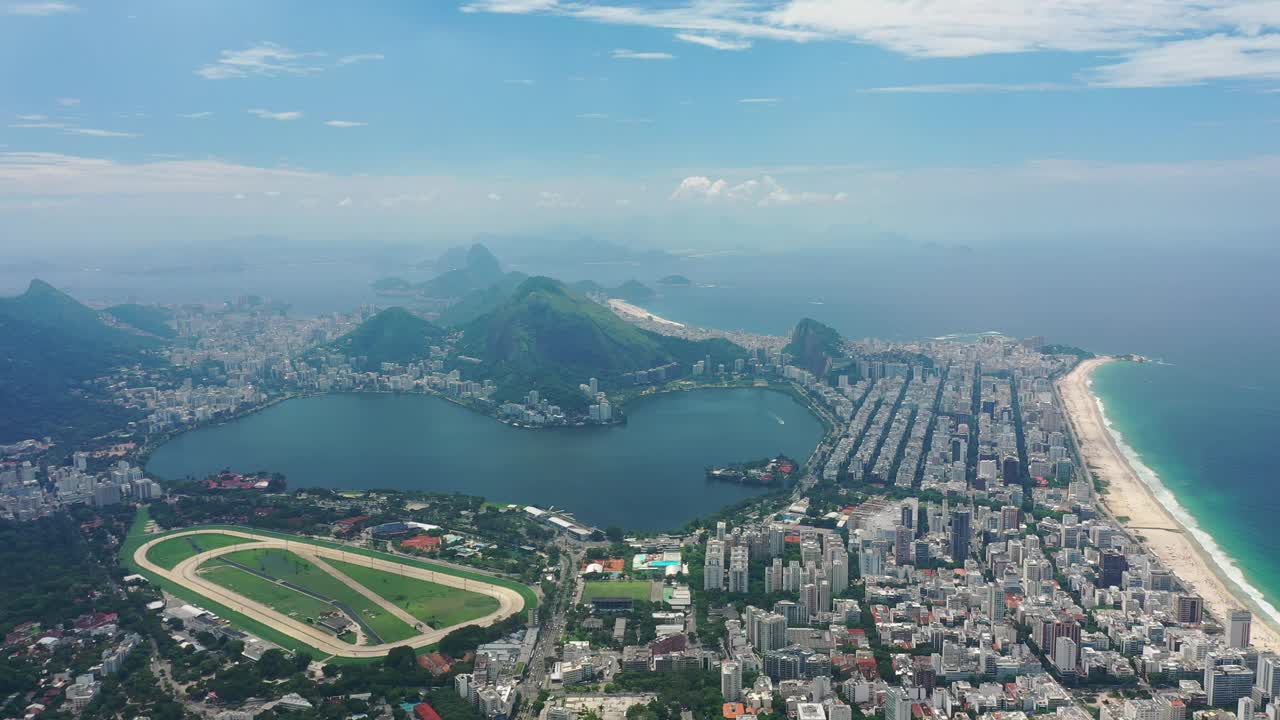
[0,280,158,444]
[106,304,177,339]
[444,234,673,267]
[569,279,656,305]
[436,271,529,326]
[456,276,743,409]
[381,242,659,327]
[418,243,505,297]
[328,307,445,368]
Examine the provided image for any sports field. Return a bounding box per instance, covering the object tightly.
[581,580,655,603]
[129,527,531,659]
[146,533,250,569]
[325,557,500,628]
[198,563,341,629]
[205,548,418,643]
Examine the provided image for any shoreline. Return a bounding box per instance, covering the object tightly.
[1058,357,1280,653]
[143,384,831,533]
[607,297,685,328]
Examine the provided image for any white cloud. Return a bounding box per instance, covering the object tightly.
[336,53,384,65]
[675,33,751,51]
[248,108,303,121]
[10,121,137,136]
[536,190,579,208]
[324,120,367,127]
[463,1,816,43]
[504,78,536,85]
[461,0,557,13]
[612,48,675,60]
[15,114,47,121]
[863,82,1071,93]
[5,151,1280,239]
[177,111,213,119]
[6,2,77,16]
[336,196,352,207]
[576,113,610,119]
[462,0,1280,87]
[63,127,138,137]
[739,97,781,103]
[0,153,323,195]
[487,192,503,201]
[1091,34,1280,87]
[58,97,80,107]
[197,42,325,80]
[671,174,847,206]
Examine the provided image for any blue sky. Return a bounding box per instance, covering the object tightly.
[2,0,1279,249]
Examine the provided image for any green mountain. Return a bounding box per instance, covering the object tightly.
[611,279,656,304]
[568,279,654,304]
[437,271,529,327]
[459,277,744,409]
[418,243,504,297]
[329,307,445,368]
[0,280,156,443]
[106,304,177,339]
[569,279,606,296]
[784,317,844,377]
[657,274,691,286]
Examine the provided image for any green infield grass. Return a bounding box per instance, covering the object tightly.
[204,548,418,643]
[145,533,253,570]
[325,557,501,629]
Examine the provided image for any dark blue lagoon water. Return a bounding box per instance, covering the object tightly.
[146,389,824,531]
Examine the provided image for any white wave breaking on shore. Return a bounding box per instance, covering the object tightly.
[1088,375,1280,629]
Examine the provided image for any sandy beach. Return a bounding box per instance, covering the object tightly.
[1058,357,1280,653]
[608,298,685,328]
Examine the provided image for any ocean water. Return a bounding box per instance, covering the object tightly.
[621,244,1280,620]
[15,240,1280,614]
[1091,360,1280,626]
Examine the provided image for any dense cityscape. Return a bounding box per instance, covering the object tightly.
[2,278,1275,720]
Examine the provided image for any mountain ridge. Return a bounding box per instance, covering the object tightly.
[329,307,445,368]
[0,280,156,443]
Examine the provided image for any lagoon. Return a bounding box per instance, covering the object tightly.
[146,388,824,531]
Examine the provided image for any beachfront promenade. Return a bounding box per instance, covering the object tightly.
[1058,358,1280,654]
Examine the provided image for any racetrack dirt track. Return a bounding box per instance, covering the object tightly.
[135,528,526,658]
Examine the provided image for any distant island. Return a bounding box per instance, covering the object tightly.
[657,274,692,286]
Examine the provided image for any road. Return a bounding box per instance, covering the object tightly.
[517,546,581,719]
[135,528,528,659]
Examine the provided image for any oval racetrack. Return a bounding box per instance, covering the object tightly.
[135,528,527,658]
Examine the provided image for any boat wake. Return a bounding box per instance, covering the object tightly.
[771,413,786,425]
[1089,377,1280,629]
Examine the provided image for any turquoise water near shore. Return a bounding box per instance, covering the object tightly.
[617,246,1280,626]
[1090,360,1280,626]
[146,389,823,531]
